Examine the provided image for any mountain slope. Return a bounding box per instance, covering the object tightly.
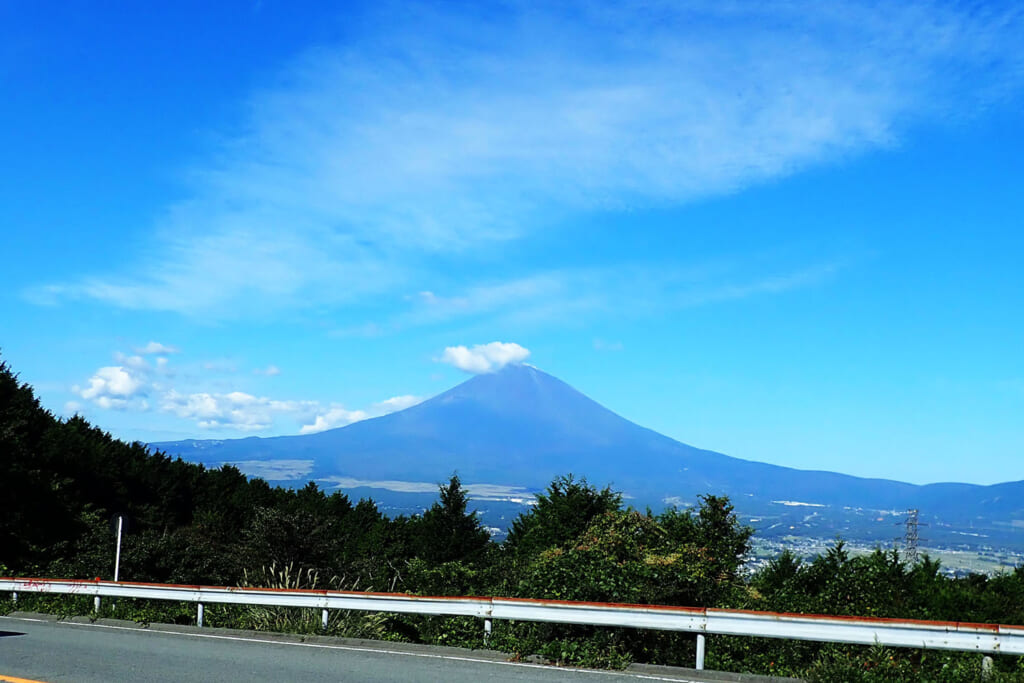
[153,364,1024,546]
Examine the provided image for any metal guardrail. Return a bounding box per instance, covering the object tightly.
[4,577,1024,670]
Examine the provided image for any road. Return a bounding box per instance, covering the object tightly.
[0,614,743,683]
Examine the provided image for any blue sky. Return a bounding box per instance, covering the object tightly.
[2,1,1022,485]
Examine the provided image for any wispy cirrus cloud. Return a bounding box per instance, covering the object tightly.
[33,1,1024,318]
[593,339,624,352]
[395,260,842,331]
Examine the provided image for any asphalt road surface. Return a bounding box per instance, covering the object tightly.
[0,614,738,683]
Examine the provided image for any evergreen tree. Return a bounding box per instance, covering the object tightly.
[413,474,490,565]
[505,474,622,558]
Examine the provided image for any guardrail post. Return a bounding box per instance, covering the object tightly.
[197,602,204,628]
[484,618,492,643]
[321,609,329,631]
[695,633,706,670]
[94,596,101,613]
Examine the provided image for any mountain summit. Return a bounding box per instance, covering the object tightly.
[156,363,689,487]
[153,364,1024,547]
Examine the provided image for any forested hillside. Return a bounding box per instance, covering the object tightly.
[0,357,750,604]
[0,357,481,585]
[4,357,1024,681]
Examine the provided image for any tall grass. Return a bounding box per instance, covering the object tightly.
[231,562,391,639]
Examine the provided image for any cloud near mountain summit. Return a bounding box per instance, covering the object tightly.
[439,342,531,374]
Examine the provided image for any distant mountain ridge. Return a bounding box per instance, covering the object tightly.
[152,364,1024,548]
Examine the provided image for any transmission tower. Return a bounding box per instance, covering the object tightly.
[903,509,920,564]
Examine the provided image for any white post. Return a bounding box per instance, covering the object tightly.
[982,655,994,680]
[321,609,329,631]
[197,602,204,628]
[94,596,101,613]
[11,591,16,605]
[695,633,706,670]
[114,516,123,582]
[484,618,492,642]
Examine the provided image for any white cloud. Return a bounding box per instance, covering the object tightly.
[161,390,318,432]
[373,394,422,412]
[113,352,149,370]
[33,2,1024,317]
[298,407,369,435]
[253,364,281,376]
[72,348,422,434]
[439,342,531,374]
[299,394,423,434]
[136,341,179,355]
[74,366,149,410]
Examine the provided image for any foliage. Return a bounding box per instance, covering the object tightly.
[803,643,1024,683]
[498,500,753,668]
[409,475,490,566]
[504,474,621,560]
[6,354,1024,680]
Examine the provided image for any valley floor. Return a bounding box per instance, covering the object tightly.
[748,537,1024,577]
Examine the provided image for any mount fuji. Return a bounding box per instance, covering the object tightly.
[152,364,1024,548]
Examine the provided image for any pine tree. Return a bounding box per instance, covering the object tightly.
[415,474,490,564]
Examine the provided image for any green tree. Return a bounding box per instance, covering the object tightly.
[505,475,622,559]
[413,474,490,565]
[659,495,753,601]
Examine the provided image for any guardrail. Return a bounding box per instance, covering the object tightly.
[4,577,1023,670]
